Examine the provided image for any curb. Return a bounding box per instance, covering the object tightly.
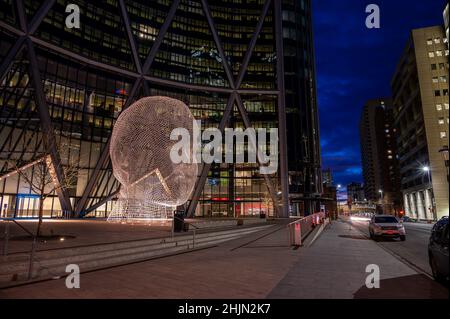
[306,219,332,247]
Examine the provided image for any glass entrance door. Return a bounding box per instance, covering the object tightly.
[14,194,40,218]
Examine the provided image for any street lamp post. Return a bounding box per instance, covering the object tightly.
[378,189,384,214]
[439,146,449,182]
[336,185,343,216]
[422,166,436,221]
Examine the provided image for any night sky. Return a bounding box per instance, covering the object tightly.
[312,0,447,187]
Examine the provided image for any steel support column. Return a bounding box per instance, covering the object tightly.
[200,0,235,89]
[186,93,236,217]
[80,0,182,214]
[118,0,142,74]
[26,39,73,213]
[75,77,143,215]
[83,189,120,216]
[28,0,55,34]
[235,0,271,88]
[274,0,290,218]
[0,36,26,86]
[234,94,280,217]
[142,0,181,73]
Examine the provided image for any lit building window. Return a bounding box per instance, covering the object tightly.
[445,103,450,110]
[438,117,445,125]
[427,39,433,45]
[428,52,435,58]
[432,77,439,83]
[437,104,443,111]
[436,50,443,57]
[434,38,441,44]
[440,132,447,139]
[440,76,448,83]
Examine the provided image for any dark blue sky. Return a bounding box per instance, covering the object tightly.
[312,0,446,187]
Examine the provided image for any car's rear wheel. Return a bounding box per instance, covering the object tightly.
[429,253,445,283]
[400,235,406,241]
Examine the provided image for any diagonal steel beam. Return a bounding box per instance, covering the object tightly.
[142,0,181,73]
[15,0,28,32]
[235,0,271,88]
[26,39,73,213]
[118,0,143,74]
[80,0,182,215]
[75,77,143,215]
[27,0,55,34]
[187,1,283,217]
[234,94,281,217]
[74,140,111,214]
[200,0,235,89]
[0,36,26,87]
[186,93,236,217]
[274,0,289,217]
[1,0,54,85]
[82,188,120,217]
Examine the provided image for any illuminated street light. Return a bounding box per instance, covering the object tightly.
[439,146,449,182]
[378,189,384,214]
[421,165,435,221]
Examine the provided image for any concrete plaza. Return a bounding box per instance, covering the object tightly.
[0,220,447,299]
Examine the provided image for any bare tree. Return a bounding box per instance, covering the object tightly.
[13,138,78,237]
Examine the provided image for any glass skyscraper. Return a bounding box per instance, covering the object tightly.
[0,0,322,219]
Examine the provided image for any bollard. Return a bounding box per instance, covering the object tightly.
[3,219,10,256]
[28,237,37,280]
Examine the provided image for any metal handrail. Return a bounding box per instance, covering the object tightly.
[171,215,199,248]
[1,217,40,280]
[287,212,326,247]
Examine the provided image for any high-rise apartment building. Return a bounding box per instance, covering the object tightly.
[359,98,402,214]
[391,26,449,220]
[346,182,365,204]
[444,4,449,43]
[321,168,333,187]
[0,0,322,219]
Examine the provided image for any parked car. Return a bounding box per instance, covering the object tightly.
[369,215,406,241]
[401,216,415,223]
[428,216,449,283]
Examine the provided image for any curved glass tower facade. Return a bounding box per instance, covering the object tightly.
[0,0,321,219]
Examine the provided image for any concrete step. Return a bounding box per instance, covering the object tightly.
[0,226,267,272]
[1,224,271,263]
[0,224,273,284]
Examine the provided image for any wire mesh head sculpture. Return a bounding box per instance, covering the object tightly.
[108,96,198,223]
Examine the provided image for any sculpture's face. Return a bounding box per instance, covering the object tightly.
[110,96,198,206]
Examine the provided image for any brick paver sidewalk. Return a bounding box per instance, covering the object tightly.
[0,220,447,299]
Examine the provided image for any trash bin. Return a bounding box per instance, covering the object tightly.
[173,211,185,232]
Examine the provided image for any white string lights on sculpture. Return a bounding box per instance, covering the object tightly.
[108,96,198,223]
